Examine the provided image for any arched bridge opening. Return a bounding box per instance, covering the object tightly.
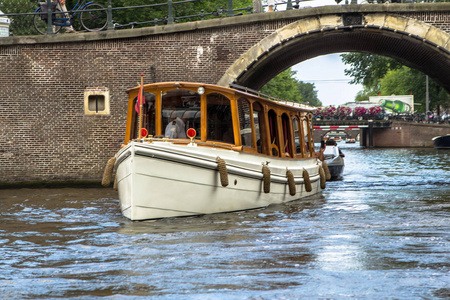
[218,13,450,93]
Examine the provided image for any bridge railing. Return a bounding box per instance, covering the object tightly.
[2,0,447,36]
[313,113,450,124]
[0,0,254,36]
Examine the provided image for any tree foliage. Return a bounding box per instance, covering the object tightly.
[380,66,450,114]
[0,0,252,35]
[0,0,36,36]
[341,53,402,89]
[102,0,252,28]
[341,52,450,113]
[260,68,322,107]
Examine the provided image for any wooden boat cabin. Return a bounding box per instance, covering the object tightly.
[125,82,316,159]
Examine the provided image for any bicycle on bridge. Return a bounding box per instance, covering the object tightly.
[33,0,108,34]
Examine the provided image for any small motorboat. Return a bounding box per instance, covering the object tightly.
[323,144,344,180]
[432,134,450,149]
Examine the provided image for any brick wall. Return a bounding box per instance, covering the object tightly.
[0,25,277,185]
[373,122,450,148]
[1,7,449,185]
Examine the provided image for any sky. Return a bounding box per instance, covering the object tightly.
[292,54,364,107]
[272,0,366,107]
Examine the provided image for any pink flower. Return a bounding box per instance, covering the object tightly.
[368,106,382,115]
[354,106,367,116]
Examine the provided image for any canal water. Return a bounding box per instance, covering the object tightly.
[1,145,449,299]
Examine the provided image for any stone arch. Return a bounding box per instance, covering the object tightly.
[217,13,450,92]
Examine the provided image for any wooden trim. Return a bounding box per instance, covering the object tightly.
[125,90,138,144]
[230,96,241,146]
[124,82,316,160]
[200,92,207,142]
[248,99,257,150]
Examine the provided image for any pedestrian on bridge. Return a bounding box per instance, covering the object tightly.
[268,0,275,12]
[53,0,76,33]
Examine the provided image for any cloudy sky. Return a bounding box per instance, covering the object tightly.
[292,54,364,107]
[271,0,366,106]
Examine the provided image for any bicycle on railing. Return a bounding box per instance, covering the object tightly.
[33,0,108,34]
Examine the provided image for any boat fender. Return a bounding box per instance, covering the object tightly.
[322,161,331,181]
[216,157,229,187]
[101,157,116,187]
[286,169,296,196]
[262,164,271,193]
[319,166,326,189]
[303,168,312,192]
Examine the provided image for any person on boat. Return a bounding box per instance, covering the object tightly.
[326,139,345,157]
[165,116,187,139]
[316,140,326,161]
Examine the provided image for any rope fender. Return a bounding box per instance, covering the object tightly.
[319,166,326,189]
[322,161,331,181]
[102,157,116,187]
[286,169,296,196]
[303,168,312,192]
[216,157,229,187]
[262,164,271,193]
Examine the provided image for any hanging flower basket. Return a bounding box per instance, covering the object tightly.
[354,106,367,118]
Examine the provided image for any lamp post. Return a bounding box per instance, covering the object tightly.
[107,0,113,30]
[46,0,52,34]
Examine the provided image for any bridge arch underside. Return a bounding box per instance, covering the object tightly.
[221,15,450,93]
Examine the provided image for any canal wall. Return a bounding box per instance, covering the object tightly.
[313,121,450,148]
[371,121,450,148]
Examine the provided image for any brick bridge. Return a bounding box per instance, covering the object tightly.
[1,3,450,185]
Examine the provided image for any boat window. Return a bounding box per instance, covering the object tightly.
[281,113,292,157]
[207,93,234,144]
[302,118,311,154]
[161,89,201,139]
[293,117,302,155]
[131,92,156,140]
[237,98,252,148]
[252,102,265,154]
[268,109,280,157]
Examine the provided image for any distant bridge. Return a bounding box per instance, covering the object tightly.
[1,3,450,184]
[312,120,449,148]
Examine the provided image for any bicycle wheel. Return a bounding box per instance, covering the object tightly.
[33,7,63,35]
[79,3,108,32]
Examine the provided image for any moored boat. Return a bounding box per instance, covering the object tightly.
[104,80,327,220]
[323,139,345,180]
[432,134,450,149]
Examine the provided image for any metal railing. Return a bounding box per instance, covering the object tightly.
[0,0,448,36]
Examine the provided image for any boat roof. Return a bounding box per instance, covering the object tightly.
[126,81,316,112]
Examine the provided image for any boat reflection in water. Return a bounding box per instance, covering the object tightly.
[323,139,345,180]
[103,80,328,221]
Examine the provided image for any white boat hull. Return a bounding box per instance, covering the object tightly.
[115,141,323,220]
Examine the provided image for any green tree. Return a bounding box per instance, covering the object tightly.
[0,0,36,36]
[260,68,321,106]
[108,0,252,28]
[341,53,402,91]
[380,67,450,114]
[297,81,321,107]
[342,52,450,113]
